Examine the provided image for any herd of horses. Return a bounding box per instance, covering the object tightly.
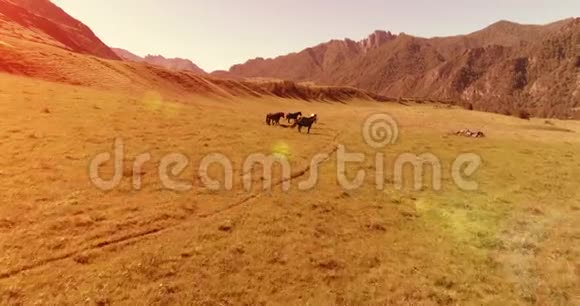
[266,111,318,134]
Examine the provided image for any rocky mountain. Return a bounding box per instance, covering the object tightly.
[0,0,576,118]
[112,48,206,75]
[223,18,580,118]
[0,0,120,60]
[359,30,397,52]
[226,30,397,81]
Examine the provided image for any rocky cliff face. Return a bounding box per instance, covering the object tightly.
[358,30,397,52]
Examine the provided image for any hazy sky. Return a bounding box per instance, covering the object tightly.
[52,0,578,72]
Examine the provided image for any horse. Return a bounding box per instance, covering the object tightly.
[266,112,285,126]
[292,114,317,134]
[286,112,302,123]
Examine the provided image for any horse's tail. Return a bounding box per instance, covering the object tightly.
[290,122,298,128]
[266,114,270,125]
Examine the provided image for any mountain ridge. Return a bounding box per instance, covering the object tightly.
[221,18,579,118]
[0,0,577,118]
[112,48,207,75]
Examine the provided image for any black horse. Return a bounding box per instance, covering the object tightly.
[293,114,318,134]
[286,112,302,123]
[266,112,285,126]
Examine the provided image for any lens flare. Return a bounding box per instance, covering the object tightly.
[141,90,182,118]
[272,141,290,159]
[142,90,163,112]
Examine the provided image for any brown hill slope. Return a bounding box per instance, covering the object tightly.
[225,19,580,118]
[112,48,207,75]
[0,20,382,103]
[0,0,119,60]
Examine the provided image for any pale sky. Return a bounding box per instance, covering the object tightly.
[52,0,579,72]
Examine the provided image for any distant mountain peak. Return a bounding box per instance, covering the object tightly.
[111,47,142,62]
[492,19,520,26]
[144,55,206,74]
[112,48,206,75]
[358,30,397,51]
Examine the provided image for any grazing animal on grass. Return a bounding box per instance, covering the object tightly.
[292,114,318,134]
[266,112,285,126]
[286,112,302,123]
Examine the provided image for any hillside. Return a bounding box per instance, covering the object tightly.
[224,19,580,118]
[0,1,382,103]
[0,0,119,60]
[112,48,207,75]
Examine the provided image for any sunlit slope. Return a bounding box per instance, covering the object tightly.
[0,26,384,103]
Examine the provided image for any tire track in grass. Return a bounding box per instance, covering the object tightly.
[0,133,341,279]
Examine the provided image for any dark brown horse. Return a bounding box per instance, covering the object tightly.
[266,112,285,126]
[286,112,302,123]
[293,114,317,133]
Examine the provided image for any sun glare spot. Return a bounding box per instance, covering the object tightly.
[142,90,163,112]
[272,141,291,159]
[141,91,183,118]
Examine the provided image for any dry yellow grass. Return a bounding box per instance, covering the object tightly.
[0,73,579,305]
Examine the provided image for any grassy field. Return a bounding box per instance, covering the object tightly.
[0,73,579,305]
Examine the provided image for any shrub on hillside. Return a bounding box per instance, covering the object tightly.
[517,109,531,120]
